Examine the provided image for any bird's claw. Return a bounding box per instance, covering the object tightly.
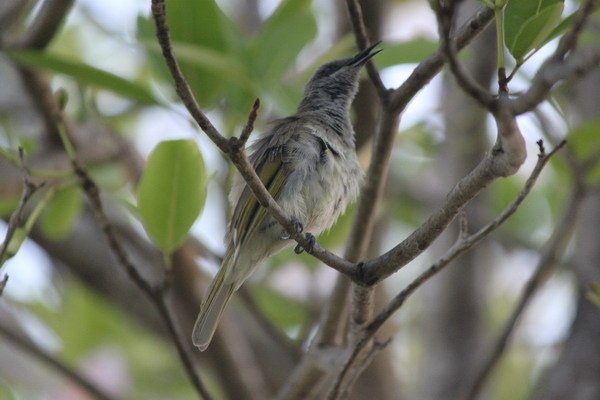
[279,217,304,240]
[294,233,315,254]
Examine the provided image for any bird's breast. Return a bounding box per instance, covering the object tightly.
[297,146,362,234]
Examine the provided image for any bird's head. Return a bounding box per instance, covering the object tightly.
[298,42,381,113]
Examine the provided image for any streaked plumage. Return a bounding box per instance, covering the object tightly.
[192,43,381,351]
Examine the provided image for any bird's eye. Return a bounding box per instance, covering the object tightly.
[322,66,337,75]
[315,64,338,79]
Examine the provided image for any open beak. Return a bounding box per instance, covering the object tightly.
[347,41,382,67]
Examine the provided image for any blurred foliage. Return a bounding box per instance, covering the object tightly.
[252,285,309,332]
[27,280,193,399]
[493,350,535,400]
[585,282,600,308]
[40,186,82,241]
[505,0,565,63]
[8,50,160,105]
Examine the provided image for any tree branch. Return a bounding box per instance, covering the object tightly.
[13,0,74,50]
[68,130,213,400]
[389,6,495,113]
[510,46,600,115]
[0,149,44,292]
[13,44,213,398]
[150,0,230,153]
[0,169,41,268]
[462,144,589,400]
[3,0,75,145]
[435,1,497,109]
[357,106,526,286]
[282,7,505,396]
[344,0,388,101]
[326,140,565,399]
[150,0,356,280]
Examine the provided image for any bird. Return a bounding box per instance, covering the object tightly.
[192,42,381,351]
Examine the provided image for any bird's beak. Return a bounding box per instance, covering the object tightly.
[347,41,382,67]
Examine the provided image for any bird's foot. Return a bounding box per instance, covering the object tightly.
[294,233,315,254]
[279,217,303,240]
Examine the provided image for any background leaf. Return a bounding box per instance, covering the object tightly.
[566,120,600,184]
[137,139,206,254]
[8,51,159,105]
[250,0,317,83]
[376,38,438,68]
[160,0,231,107]
[505,0,564,61]
[40,186,82,241]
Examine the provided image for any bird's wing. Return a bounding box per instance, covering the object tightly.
[230,151,288,245]
[228,123,300,248]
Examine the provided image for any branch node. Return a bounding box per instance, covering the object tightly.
[458,211,469,240]
[536,139,546,158]
[228,136,242,153]
[239,98,261,146]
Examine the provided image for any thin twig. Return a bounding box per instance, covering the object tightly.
[150,0,230,153]
[0,154,43,267]
[68,147,212,400]
[552,0,597,61]
[435,1,497,109]
[238,98,261,146]
[280,7,510,395]
[237,288,302,360]
[0,275,8,297]
[462,180,584,400]
[5,0,75,146]
[325,140,565,399]
[12,0,75,50]
[344,0,388,101]
[389,6,495,112]
[294,9,496,376]
[0,323,117,400]
[19,55,214,397]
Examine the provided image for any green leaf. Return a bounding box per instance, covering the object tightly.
[566,120,600,185]
[160,0,230,107]
[28,280,194,397]
[567,120,600,160]
[137,139,206,254]
[505,0,564,61]
[537,11,577,49]
[142,40,255,92]
[252,286,309,331]
[586,282,600,308]
[40,186,82,241]
[376,38,438,68]
[0,197,19,218]
[251,0,317,81]
[7,51,159,105]
[1,227,26,264]
[490,177,552,246]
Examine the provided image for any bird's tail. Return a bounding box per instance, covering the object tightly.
[192,253,236,351]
